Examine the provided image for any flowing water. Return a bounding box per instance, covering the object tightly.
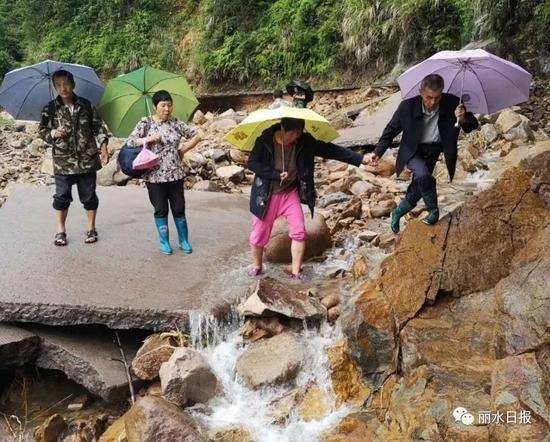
[183,231,392,441]
[188,311,352,441]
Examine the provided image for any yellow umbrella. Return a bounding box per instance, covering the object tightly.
[223,107,339,151]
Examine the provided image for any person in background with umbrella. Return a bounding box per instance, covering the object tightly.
[364,74,479,233]
[286,80,314,108]
[38,69,110,246]
[126,90,201,255]
[247,117,370,280]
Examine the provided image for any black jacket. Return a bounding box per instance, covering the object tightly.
[374,93,479,181]
[248,126,363,219]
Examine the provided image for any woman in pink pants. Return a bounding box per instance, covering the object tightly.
[247,118,369,279]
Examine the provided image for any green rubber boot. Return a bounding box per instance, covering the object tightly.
[421,188,439,225]
[390,198,415,233]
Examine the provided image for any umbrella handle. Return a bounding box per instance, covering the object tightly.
[455,68,466,128]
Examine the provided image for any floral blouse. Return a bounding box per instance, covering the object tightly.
[127,117,197,183]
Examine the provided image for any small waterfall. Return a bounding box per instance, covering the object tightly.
[187,311,354,441]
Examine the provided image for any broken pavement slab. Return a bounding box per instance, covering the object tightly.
[0,185,252,331]
[0,324,40,368]
[23,324,140,403]
[335,92,401,149]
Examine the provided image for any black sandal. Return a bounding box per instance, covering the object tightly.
[85,229,98,244]
[54,232,67,246]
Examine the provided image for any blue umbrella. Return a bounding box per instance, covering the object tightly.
[0,59,104,121]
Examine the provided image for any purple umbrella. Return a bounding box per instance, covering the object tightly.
[398,49,532,115]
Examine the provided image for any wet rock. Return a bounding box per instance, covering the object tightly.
[265,213,332,263]
[320,293,340,310]
[240,317,286,341]
[372,232,396,249]
[497,140,517,157]
[0,324,40,368]
[192,180,221,192]
[357,230,379,242]
[266,388,303,424]
[124,396,206,442]
[132,332,182,381]
[236,333,305,389]
[239,277,325,320]
[481,123,499,143]
[35,413,67,442]
[327,305,342,323]
[185,151,207,168]
[211,426,253,442]
[298,385,331,422]
[326,341,371,407]
[351,254,369,280]
[99,413,127,442]
[159,347,219,406]
[318,192,353,208]
[216,165,244,183]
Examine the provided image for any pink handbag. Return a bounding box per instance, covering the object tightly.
[132,142,161,170]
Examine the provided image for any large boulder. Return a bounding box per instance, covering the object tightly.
[236,333,305,389]
[495,109,523,134]
[124,396,206,442]
[159,347,219,406]
[265,212,332,263]
[238,277,325,320]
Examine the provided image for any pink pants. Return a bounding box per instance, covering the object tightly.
[250,188,307,248]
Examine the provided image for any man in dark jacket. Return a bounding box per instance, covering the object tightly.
[364,74,478,233]
[247,117,369,279]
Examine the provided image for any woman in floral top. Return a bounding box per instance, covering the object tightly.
[127,90,201,255]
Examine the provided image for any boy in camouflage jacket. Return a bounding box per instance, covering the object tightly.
[38,70,110,246]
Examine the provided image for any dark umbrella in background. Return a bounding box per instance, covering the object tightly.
[286,80,314,105]
[0,59,104,121]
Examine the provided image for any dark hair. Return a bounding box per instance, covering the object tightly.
[152,90,173,107]
[52,70,75,87]
[420,74,444,92]
[280,117,305,132]
[273,89,284,99]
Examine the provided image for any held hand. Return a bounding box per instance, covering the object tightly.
[455,104,466,123]
[280,171,289,182]
[52,128,67,139]
[100,148,110,165]
[146,133,162,144]
[363,152,379,167]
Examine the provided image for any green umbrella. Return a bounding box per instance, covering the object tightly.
[98,66,199,137]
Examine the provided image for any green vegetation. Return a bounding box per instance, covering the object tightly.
[0,0,547,89]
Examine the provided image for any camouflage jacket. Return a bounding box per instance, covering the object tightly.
[38,95,109,175]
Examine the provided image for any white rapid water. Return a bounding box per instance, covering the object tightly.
[187,311,353,442]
